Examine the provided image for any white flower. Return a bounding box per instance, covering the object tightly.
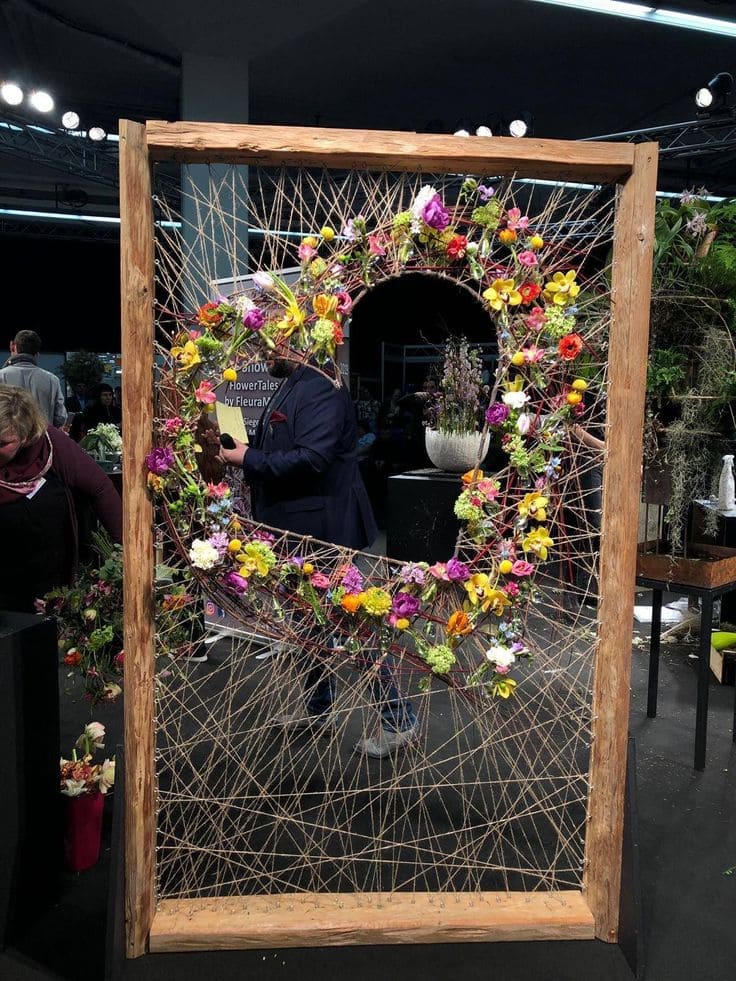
[233,294,255,318]
[98,759,116,794]
[516,412,532,435]
[188,539,221,571]
[485,644,516,669]
[61,779,88,797]
[252,271,274,290]
[77,722,105,752]
[410,184,438,232]
[502,391,530,410]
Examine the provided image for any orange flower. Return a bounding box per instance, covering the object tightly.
[558,333,583,360]
[197,301,224,327]
[447,611,472,637]
[341,593,363,614]
[63,649,82,667]
[462,468,484,485]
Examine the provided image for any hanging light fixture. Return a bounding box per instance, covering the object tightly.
[29,90,54,113]
[695,72,733,110]
[1,81,23,106]
[88,126,107,142]
[61,110,81,130]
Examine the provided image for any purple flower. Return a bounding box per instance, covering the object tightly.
[146,447,175,474]
[391,592,421,618]
[485,403,510,426]
[223,571,249,594]
[421,194,451,231]
[478,184,495,201]
[399,562,427,586]
[446,557,470,582]
[208,532,229,554]
[252,530,276,543]
[341,564,364,593]
[243,308,265,330]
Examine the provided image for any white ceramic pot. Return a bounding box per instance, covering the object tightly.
[424,428,490,473]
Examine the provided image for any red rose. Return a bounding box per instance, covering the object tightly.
[519,282,541,304]
[446,234,468,259]
[558,333,583,360]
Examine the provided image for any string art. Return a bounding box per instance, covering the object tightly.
[119,122,656,954]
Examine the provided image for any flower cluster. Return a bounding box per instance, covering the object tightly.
[81,422,122,460]
[60,722,115,797]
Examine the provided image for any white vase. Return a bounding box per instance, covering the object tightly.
[424,429,490,473]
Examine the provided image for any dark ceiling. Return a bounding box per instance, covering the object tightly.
[1,0,736,224]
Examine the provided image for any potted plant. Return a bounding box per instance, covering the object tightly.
[424,337,490,472]
[59,722,115,872]
[81,421,123,462]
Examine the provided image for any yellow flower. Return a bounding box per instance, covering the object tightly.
[310,258,327,277]
[223,367,237,382]
[147,472,164,493]
[498,559,513,575]
[498,228,517,245]
[572,378,588,391]
[523,526,554,561]
[171,340,201,371]
[361,587,392,616]
[543,270,580,308]
[518,492,548,523]
[464,575,509,614]
[313,293,338,318]
[302,562,315,575]
[529,234,544,250]
[341,593,363,614]
[302,236,319,248]
[228,539,242,553]
[566,391,583,405]
[394,618,410,630]
[510,351,525,367]
[320,226,335,241]
[240,544,273,577]
[277,302,306,337]
[492,677,517,699]
[482,278,522,312]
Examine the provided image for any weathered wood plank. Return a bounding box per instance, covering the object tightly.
[119,118,156,959]
[584,141,659,942]
[150,891,595,951]
[145,121,635,182]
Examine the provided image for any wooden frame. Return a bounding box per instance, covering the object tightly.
[120,120,657,957]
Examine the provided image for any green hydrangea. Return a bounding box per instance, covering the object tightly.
[542,306,576,339]
[471,200,502,229]
[424,644,456,675]
[454,490,482,522]
[311,318,335,347]
[392,210,413,234]
[196,334,223,357]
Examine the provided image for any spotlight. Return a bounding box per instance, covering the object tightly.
[475,125,493,137]
[88,126,106,142]
[509,118,528,138]
[29,90,54,113]
[453,128,470,137]
[61,110,80,130]
[1,81,23,106]
[695,72,733,110]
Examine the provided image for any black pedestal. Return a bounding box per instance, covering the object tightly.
[386,469,462,563]
[0,611,61,948]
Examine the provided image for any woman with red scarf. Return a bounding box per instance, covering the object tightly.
[0,385,122,612]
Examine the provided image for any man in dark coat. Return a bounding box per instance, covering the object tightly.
[219,348,416,757]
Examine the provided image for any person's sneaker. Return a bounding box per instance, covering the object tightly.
[270,710,336,733]
[354,725,418,759]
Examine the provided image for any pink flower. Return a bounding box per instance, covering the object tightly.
[206,481,230,498]
[477,479,499,500]
[368,234,387,256]
[526,307,547,331]
[511,560,535,576]
[311,573,330,589]
[336,291,352,315]
[188,329,202,340]
[164,416,184,436]
[223,571,249,594]
[505,582,520,597]
[517,250,538,267]
[298,243,316,262]
[428,562,450,581]
[506,208,530,232]
[522,345,545,363]
[195,381,217,404]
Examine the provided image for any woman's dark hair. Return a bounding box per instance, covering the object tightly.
[93,383,114,400]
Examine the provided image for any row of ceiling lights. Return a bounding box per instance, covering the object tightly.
[454,119,531,139]
[0,80,108,141]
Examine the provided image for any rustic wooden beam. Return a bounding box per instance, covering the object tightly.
[119,118,157,959]
[149,891,595,951]
[145,121,635,183]
[584,141,659,941]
